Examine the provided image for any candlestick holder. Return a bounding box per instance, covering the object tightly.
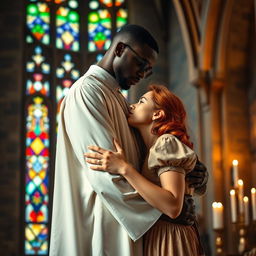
[237,214,248,255]
[214,229,225,255]
[238,227,246,255]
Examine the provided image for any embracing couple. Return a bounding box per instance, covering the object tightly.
[50,24,207,256]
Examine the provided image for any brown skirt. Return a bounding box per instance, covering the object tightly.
[143,220,203,256]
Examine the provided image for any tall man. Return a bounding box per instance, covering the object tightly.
[49,24,207,256]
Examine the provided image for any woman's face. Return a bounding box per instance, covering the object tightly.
[128,91,156,128]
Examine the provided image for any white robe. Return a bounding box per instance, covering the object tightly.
[49,65,161,256]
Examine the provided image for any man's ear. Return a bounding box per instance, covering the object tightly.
[115,42,126,57]
[152,110,165,121]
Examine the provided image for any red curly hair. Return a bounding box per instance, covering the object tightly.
[149,84,193,149]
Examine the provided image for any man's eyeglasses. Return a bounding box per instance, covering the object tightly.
[123,43,153,78]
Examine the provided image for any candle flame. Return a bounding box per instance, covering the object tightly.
[212,202,223,208]
[243,196,249,202]
[217,202,223,208]
[238,179,243,186]
[251,188,256,194]
[212,202,218,208]
[230,189,235,195]
[232,160,238,166]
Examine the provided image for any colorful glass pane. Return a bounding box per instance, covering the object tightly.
[115,0,125,6]
[89,0,99,10]
[26,35,34,44]
[25,224,48,255]
[26,46,51,96]
[68,0,78,8]
[27,3,50,44]
[56,6,80,51]
[56,54,80,128]
[88,9,111,52]
[96,53,104,62]
[100,0,112,7]
[98,0,124,7]
[33,0,77,5]
[46,0,67,3]
[116,8,127,29]
[25,96,50,255]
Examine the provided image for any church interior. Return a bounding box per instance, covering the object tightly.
[0,0,256,255]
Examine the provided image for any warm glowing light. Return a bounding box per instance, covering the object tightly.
[232,159,238,166]
[252,188,256,220]
[230,189,235,196]
[243,196,249,203]
[212,202,223,208]
[238,179,243,186]
[212,202,224,229]
[212,202,218,208]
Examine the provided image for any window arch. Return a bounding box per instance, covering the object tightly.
[22,0,128,254]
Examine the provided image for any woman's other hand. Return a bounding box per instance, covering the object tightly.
[84,139,129,175]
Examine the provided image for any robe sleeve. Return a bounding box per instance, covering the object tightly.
[61,75,161,241]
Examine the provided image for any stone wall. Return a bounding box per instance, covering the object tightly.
[167,3,200,154]
[249,27,256,185]
[223,0,253,199]
[0,1,24,255]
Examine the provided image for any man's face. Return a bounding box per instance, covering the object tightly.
[113,43,158,90]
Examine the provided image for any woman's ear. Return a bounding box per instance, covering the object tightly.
[115,42,126,57]
[152,110,165,121]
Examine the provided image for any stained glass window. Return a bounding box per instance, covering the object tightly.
[26,3,50,44]
[116,8,127,29]
[99,0,125,7]
[56,1,80,51]
[88,8,112,52]
[23,0,128,255]
[26,46,51,96]
[56,53,80,128]
[25,96,50,255]
[47,0,67,3]
[88,0,128,53]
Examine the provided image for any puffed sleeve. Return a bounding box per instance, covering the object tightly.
[148,134,197,176]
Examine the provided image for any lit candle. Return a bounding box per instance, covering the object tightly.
[230,189,237,223]
[232,160,239,188]
[243,196,249,226]
[212,202,224,229]
[251,188,256,221]
[238,179,244,214]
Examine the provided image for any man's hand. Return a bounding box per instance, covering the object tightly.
[186,159,208,190]
[160,194,196,225]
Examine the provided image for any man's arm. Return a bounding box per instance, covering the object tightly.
[186,159,208,196]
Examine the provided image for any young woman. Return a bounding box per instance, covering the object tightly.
[84,85,204,256]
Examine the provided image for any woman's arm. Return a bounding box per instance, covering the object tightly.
[84,139,185,219]
[121,164,185,218]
